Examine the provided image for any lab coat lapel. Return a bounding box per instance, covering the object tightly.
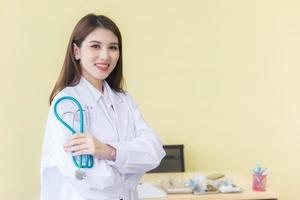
[104,82,129,141]
[74,79,117,142]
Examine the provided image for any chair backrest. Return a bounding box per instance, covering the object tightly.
[148,144,185,173]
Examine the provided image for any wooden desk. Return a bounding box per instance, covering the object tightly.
[140,172,278,200]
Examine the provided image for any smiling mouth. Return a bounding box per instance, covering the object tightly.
[95,63,110,72]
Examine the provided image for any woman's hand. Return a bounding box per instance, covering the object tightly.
[64,133,116,161]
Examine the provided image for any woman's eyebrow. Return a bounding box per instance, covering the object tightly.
[89,40,119,45]
[89,40,101,44]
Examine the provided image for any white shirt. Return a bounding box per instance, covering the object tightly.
[40,77,166,200]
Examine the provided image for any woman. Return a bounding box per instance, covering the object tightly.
[40,14,165,200]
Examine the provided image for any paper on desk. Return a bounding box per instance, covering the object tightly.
[137,183,167,199]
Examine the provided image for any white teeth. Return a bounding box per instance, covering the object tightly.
[95,63,109,67]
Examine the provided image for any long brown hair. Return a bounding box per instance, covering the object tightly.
[49,14,125,104]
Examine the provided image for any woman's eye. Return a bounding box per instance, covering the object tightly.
[110,46,119,50]
[91,45,100,49]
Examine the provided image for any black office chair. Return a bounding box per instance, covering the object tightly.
[148,144,185,173]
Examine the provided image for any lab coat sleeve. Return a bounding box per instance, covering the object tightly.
[41,96,125,196]
[107,93,166,174]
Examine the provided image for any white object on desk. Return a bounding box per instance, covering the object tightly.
[162,186,193,194]
[137,182,167,199]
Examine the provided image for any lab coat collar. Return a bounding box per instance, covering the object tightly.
[80,76,113,107]
[77,76,123,105]
[81,77,102,99]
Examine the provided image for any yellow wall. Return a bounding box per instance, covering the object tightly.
[1,0,300,199]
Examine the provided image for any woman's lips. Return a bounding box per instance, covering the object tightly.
[95,63,109,72]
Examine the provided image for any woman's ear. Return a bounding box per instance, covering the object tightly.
[73,43,80,60]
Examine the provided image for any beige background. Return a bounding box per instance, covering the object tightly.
[1,0,300,199]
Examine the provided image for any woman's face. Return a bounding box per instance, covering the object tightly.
[74,28,120,83]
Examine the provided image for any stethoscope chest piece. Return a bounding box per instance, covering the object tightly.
[75,169,87,180]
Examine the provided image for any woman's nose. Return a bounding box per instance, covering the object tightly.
[99,49,109,60]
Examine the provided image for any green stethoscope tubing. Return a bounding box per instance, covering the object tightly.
[53,96,94,169]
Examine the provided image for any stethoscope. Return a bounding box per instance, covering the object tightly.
[53,96,94,180]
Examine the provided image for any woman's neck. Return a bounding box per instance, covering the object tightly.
[82,72,103,93]
[90,79,103,93]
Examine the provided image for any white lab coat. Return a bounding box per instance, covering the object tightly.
[40,77,166,200]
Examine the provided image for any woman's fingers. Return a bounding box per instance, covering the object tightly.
[69,144,88,152]
[64,133,96,155]
[64,133,92,148]
[64,138,86,148]
[64,134,114,160]
[72,142,94,156]
[72,149,92,156]
[65,143,94,156]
